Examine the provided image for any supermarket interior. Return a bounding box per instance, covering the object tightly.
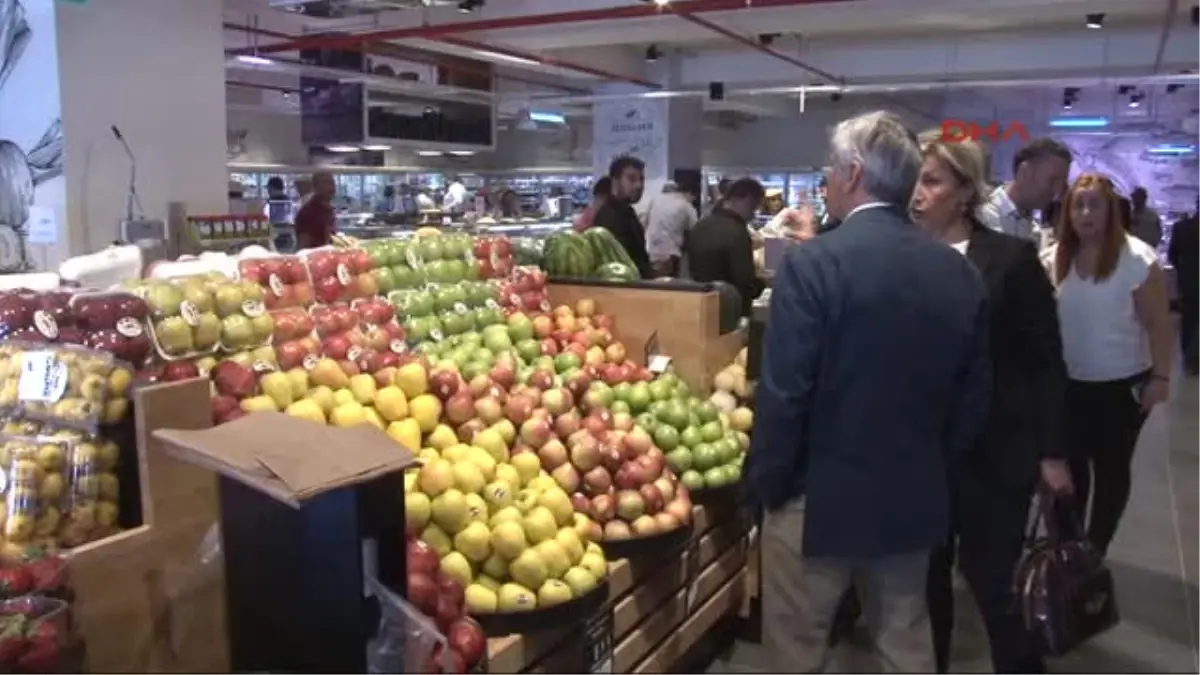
[0,0,1197,672]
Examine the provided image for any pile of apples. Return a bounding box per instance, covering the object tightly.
[303,248,379,305]
[0,289,152,366]
[308,300,408,376]
[406,537,487,674]
[498,266,549,315]
[471,236,514,281]
[237,255,314,309]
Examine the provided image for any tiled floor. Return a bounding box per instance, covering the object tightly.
[711,368,1199,673]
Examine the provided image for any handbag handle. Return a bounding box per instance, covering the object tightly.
[1025,492,1087,545]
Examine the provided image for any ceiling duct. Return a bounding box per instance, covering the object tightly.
[710,110,757,131]
[269,0,456,19]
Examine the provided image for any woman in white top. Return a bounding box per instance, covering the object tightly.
[1042,172,1174,557]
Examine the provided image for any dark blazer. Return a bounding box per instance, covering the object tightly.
[593,199,653,278]
[1168,214,1199,299]
[685,208,765,317]
[964,224,1067,490]
[746,205,991,559]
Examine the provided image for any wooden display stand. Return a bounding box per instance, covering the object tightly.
[69,379,228,673]
[546,282,744,396]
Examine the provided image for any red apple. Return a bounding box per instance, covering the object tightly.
[605,342,627,363]
[457,418,487,443]
[554,408,583,439]
[604,520,632,541]
[571,492,592,514]
[488,363,515,391]
[468,374,494,398]
[665,497,693,525]
[532,315,554,338]
[504,394,535,425]
[444,391,476,426]
[529,368,555,391]
[322,334,352,361]
[569,434,602,471]
[623,427,653,457]
[407,571,439,615]
[583,466,613,497]
[447,617,486,667]
[639,482,664,515]
[162,360,200,382]
[653,477,676,504]
[591,494,616,523]
[429,368,461,401]
[537,438,568,470]
[408,539,440,576]
[551,462,580,493]
[616,489,645,521]
[474,396,503,425]
[540,387,573,416]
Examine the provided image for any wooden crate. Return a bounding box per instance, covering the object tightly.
[69,379,228,673]
[546,283,744,396]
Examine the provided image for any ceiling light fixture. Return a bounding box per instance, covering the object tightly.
[448,150,476,156]
[653,0,671,6]
[1128,92,1144,108]
[1086,13,1105,28]
[758,33,781,46]
[1063,86,1080,109]
[1167,83,1184,93]
[457,0,484,13]
[361,144,391,151]
[645,45,662,62]
[326,145,360,153]
[417,150,444,157]
[474,49,540,66]
[1049,117,1109,128]
[235,54,274,66]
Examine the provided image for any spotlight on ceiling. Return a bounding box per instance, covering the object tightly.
[1117,84,1133,95]
[1063,86,1080,109]
[1128,92,1145,108]
[653,0,671,6]
[645,45,662,62]
[758,33,781,46]
[1086,12,1105,28]
[831,92,843,103]
[1167,83,1184,94]
[457,0,483,13]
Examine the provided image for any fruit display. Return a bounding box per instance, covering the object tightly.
[710,347,751,406]
[409,233,483,287]
[267,308,320,372]
[390,281,505,347]
[0,594,74,674]
[0,343,125,431]
[470,236,514,281]
[636,372,752,493]
[301,248,378,305]
[0,290,151,367]
[309,300,407,375]
[403,537,489,673]
[237,255,314,310]
[0,428,122,554]
[128,274,273,360]
[497,267,549,315]
[357,239,428,296]
[542,230,641,281]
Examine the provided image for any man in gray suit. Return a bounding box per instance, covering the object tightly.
[747,111,991,672]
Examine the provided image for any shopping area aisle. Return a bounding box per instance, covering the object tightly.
[710,372,1199,673]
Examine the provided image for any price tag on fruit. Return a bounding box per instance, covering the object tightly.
[180,301,201,327]
[252,360,276,374]
[302,354,319,371]
[17,351,68,403]
[429,328,444,342]
[390,339,408,355]
[406,248,424,269]
[268,273,285,297]
[582,605,614,673]
[336,263,353,286]
[539,299,551,313]
[32,310,59,340]
[454,302,469,315]
[242,300,265,318]
[485,299,500,311]
[648,354,672,374]
[116,316,144,338]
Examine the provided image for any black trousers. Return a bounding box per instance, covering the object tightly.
[929,475,1042,673]
[1065,376,1149,557]
[1180,292,1198,373]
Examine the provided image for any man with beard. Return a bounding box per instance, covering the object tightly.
[593,155,654,278]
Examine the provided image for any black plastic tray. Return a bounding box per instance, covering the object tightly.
[689,479,744,506]
[473,578,609,637]
[600,521,693,560]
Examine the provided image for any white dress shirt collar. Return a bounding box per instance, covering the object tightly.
[843,201,892,221]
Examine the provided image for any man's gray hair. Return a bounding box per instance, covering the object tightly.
[830,111,922,206]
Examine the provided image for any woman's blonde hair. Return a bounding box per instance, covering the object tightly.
[916,130,990,219]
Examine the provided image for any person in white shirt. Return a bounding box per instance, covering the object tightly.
[645,181,698,276]
[978,138,1072,244]
[1041,172,1174,558]
[1129,186,1163,248]
[442,174,468,213]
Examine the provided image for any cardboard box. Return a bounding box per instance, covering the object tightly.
[154,412,417,507]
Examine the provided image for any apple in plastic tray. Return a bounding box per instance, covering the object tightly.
[305,249,379,304]
[239,256,313,310]
[270,308,319,371]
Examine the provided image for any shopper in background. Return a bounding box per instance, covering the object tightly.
[1043,173,1174,558]
[911,134,1069,674]
[978,138,1072,242]
[686,178,766,317]
[416,187,437,212]
[1130,186,1163,248]
[593,155,653,278]
[815,176,841,234]
[646,181,699,276]
[497,190,523,219]
[266,176,287,201]
[294,171,336,249]
[1168,203,1199,375]
[748,111,990,673]
[442,173,468,213]
[573,177,611,232]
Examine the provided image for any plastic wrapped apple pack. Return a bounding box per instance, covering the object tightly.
[0,342,116,433]
[301,247,379,305]
[69,290,153,368]
[500,267,550,314]
[58,428,120,548]
[360,238,426,297]
[237,255,314,310]
[0,290,84,344]
[365,575,453,674]
[348,297,409,373]
[0,433,74,556]
[135,275,274,361]
[268,307,320,372]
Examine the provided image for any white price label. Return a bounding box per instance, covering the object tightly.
[180,301,201,327]
[302,354,319,371]
[539,299,551,313]
[268,274,285,297]
[242,300,265,318]
[347,346,365,362]
[406,248,423,269]
[429,328,444,342]
[485,299,500,311]
[508,294,521,307]
[17,352,68,403]
[252,360,276,373]
[116,317,143,338]
[453,302,469,315]
[648,354,672,374]
[32,311,58,340]
[336,263,352,286]
[390,340,408,354]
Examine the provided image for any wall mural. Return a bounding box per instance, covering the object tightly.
[1060,133,1199,214]
[0,0,64,272]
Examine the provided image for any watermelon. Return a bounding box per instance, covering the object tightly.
[543,232,596,277]
[582,228,637,269]
[593,262,639,282]
[512,237,545,266]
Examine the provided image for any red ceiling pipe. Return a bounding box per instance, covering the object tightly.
[224,22,588,94]
[434,35,660,88]
[671,12,844,84]
[231,0,855,57]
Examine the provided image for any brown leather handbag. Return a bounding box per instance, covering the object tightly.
[1013,495,1120,657]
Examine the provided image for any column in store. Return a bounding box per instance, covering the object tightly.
[52,0,230,260]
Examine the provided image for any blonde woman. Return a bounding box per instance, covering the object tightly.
[910,133,1069,674]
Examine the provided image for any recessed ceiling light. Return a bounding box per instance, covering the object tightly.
[361,145,391,151]
[645,45,662,62]
[1086,13,1105,29]
[326,145,359,153]
[457,0,484,13]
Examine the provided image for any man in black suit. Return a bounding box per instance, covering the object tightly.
[593,155,654,278]
[747,111,991,672]
[686,178,767,317]
[1169,203,1199,375]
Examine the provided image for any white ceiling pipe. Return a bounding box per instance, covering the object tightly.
[515,72,1200,106]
